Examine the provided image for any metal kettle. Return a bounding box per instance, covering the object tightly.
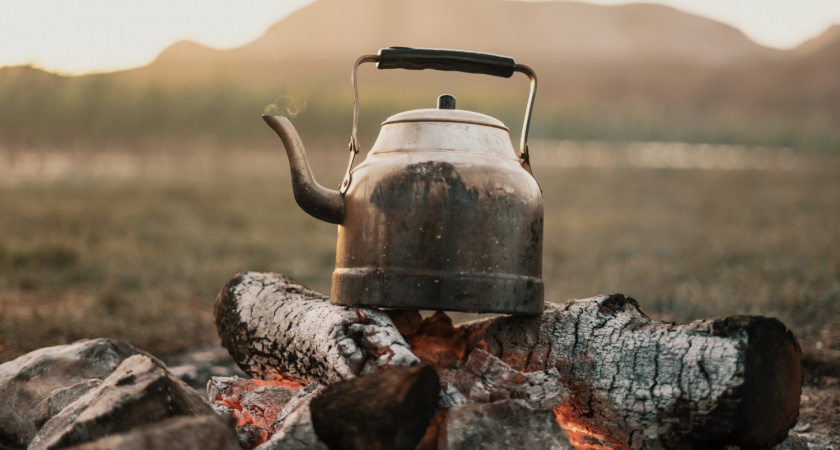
[263,47,543,314]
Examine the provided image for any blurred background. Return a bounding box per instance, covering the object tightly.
[1,0,838,387]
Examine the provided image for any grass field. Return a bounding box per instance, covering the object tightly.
[1,144,838,369]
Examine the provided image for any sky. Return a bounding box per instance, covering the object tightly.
[1,0,839,75]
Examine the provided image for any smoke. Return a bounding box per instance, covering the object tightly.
[263,95,308,118]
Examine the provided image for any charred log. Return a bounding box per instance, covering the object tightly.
[310,365,441,450]
[213,272,419,384]
[214,273,802,449]
[459,294,802,450]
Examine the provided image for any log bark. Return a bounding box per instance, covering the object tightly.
[458,294,802,450]
[213,272,419,384]
[214,273,802,450]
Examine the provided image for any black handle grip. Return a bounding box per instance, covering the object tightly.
[376,47,516,78]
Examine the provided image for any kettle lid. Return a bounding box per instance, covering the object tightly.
[383,108,508,132]
[369,94,517,159]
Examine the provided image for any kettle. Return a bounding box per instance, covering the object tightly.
[263,47,543,314]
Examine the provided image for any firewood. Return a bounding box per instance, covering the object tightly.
[214,273,802,449]
[213,272,419,384]
[458,294,802,450]
[309,365,441,450]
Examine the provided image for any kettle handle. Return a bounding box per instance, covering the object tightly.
[341,47,538,191]
[377,47,517,78]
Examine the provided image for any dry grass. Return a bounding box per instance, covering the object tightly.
[0,146,838,380]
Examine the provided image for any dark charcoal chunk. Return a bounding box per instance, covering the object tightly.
[310,365,440,450]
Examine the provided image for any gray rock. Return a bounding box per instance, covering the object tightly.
[29,354,215,450]
[773,432,809,450]
[62,414,238,450]
[236,424,269,449]
[33,380,102,430]
[438,399,574,450]
[163,344,246,393]
[0,339,154,449]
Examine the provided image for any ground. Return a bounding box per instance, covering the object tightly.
[1,144,838,445]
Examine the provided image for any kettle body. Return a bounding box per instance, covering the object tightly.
[332,107,543,313]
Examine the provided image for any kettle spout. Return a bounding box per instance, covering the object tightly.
[263,115,345,224]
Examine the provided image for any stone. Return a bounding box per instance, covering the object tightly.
[235,424,269,450]
[163,344,247,392]
[62,414,238,450]
[29,354,215,450]
[437,399,574,450]
[0,339,155,449]
[773,432,809,450]
[33,380,102,430]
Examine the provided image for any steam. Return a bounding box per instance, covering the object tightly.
[263,95,308,118]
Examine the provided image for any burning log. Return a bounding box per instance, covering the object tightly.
[459,294,802,449]
[213,271,419,384]
[214,273,802,449]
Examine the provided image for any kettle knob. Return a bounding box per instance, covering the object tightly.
[437,94,456,110]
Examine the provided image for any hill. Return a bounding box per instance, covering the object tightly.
[119,0,782,87]
[2,0,838,151]
[111,0,840,128]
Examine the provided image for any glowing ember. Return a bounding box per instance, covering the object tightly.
[260,371,305,388]
[404,311,470,369]
[554,406,626,450]
[211,310,630,450]
[210,377,303,449]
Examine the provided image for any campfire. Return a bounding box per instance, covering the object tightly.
[209,271,802,450]
[0,270,803,450]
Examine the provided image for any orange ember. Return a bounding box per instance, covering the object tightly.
[265,375,305,389]
[553,407,625,450]
[213,378,304,448]
[260,369,305,388]
[404,311,471,369]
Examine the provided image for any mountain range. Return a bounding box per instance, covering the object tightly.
[111,0,840,117]
[3,0,838,149]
